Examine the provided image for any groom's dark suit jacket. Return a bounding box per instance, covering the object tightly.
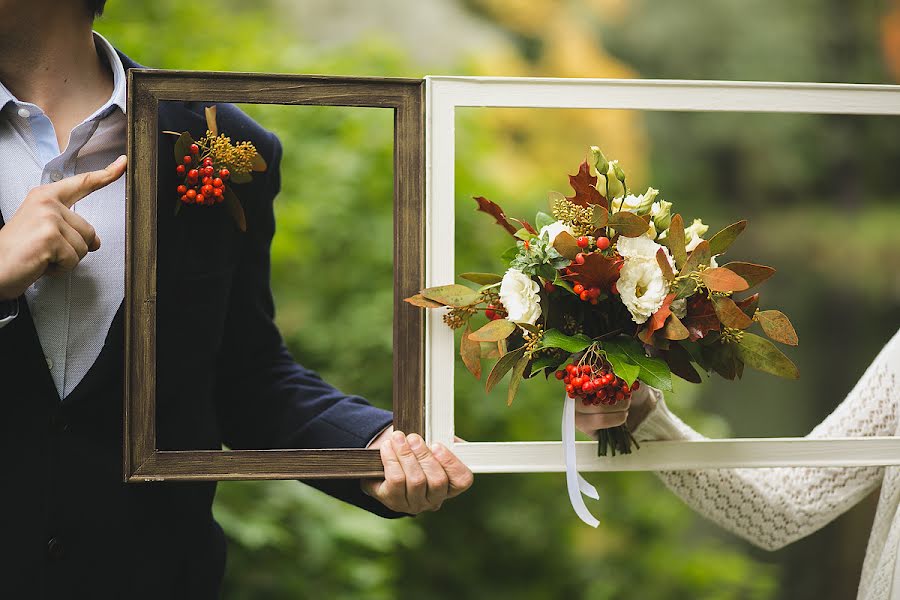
[0,52,396,599]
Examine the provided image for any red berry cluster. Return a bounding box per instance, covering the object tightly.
[175,144,231,206]
[554,363,639,406]
[484,303,506,320]
[572,282,601,305]
[574,235,611,251]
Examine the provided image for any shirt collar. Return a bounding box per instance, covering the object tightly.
[92,30,127,115]
[0,30,127,117]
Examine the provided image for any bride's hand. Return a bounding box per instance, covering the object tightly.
[574,384,658,440]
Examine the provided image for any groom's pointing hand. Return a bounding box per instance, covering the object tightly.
[362,429,474,514]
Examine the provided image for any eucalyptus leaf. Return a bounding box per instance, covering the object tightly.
[507,354,531,406]
[459,272,503,285]
[421,284,481,307]
[469,319,516,342]
[735,332,799,379]
[486,347,526,393]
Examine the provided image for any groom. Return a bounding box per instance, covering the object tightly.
[0,0,472,597]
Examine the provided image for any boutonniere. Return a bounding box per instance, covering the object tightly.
[163,106,267,232]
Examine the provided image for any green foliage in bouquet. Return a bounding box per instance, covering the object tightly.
[408,146,799,455]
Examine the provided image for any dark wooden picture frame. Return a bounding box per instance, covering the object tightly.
[124,70,425,482]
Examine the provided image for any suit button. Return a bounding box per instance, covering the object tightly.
[47,537,65,559]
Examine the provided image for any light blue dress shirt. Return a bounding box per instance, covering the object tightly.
[0,32,126,399]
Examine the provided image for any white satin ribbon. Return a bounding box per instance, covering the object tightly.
[562,394,600,527]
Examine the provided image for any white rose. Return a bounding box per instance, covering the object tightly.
[538,220,574,244]
[617,258,669,324]
[499,268,542,325]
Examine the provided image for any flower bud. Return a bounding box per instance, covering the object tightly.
[605,160,625,199]
[589,146,609,178]
[650,199,672,231]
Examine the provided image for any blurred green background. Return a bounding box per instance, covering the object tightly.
[99,1,900,598]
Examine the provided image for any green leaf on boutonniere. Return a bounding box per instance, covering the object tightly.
[421,284,481,308]
[672,276,698,300]
[469,319,516,342]
[229,171,252,185]
[485,346,526,393]
[173,131,195,164]
[540,329,592,353]
[250,152,267,172]
[735,332,799,379]
[223,186,247,232]
[205,105,218,137]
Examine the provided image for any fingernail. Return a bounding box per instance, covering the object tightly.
[431,443,445,455]
[407,434,422,449]
[114,155,127,166]
[391,431,406,445]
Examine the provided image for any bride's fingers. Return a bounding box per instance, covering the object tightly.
[574,397,631,415]
[575,410,628,432]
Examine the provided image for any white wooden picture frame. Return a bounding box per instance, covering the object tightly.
[424,75,900,473]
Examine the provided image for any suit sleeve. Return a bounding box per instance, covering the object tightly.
[213,131,403,518]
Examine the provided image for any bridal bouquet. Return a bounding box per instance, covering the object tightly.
[406,147,799,457]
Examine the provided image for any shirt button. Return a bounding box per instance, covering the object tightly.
[45,357,53,370]
[49,170,63,182]
[47,537,65,560]
[17,107,30,119]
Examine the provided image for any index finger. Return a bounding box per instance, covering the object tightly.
[55,155,127,207]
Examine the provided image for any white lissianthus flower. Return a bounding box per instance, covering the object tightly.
[616,235,673,265]
[538,220,574,244]
[683,218,709,252]
[617,259,670,325]
[615,236,675,324]
[499,268,542,325]
[612,187,658,214]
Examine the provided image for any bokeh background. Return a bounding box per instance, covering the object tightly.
[100,1,900,598]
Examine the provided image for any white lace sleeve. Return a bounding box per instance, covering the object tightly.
[632,331,900,551]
